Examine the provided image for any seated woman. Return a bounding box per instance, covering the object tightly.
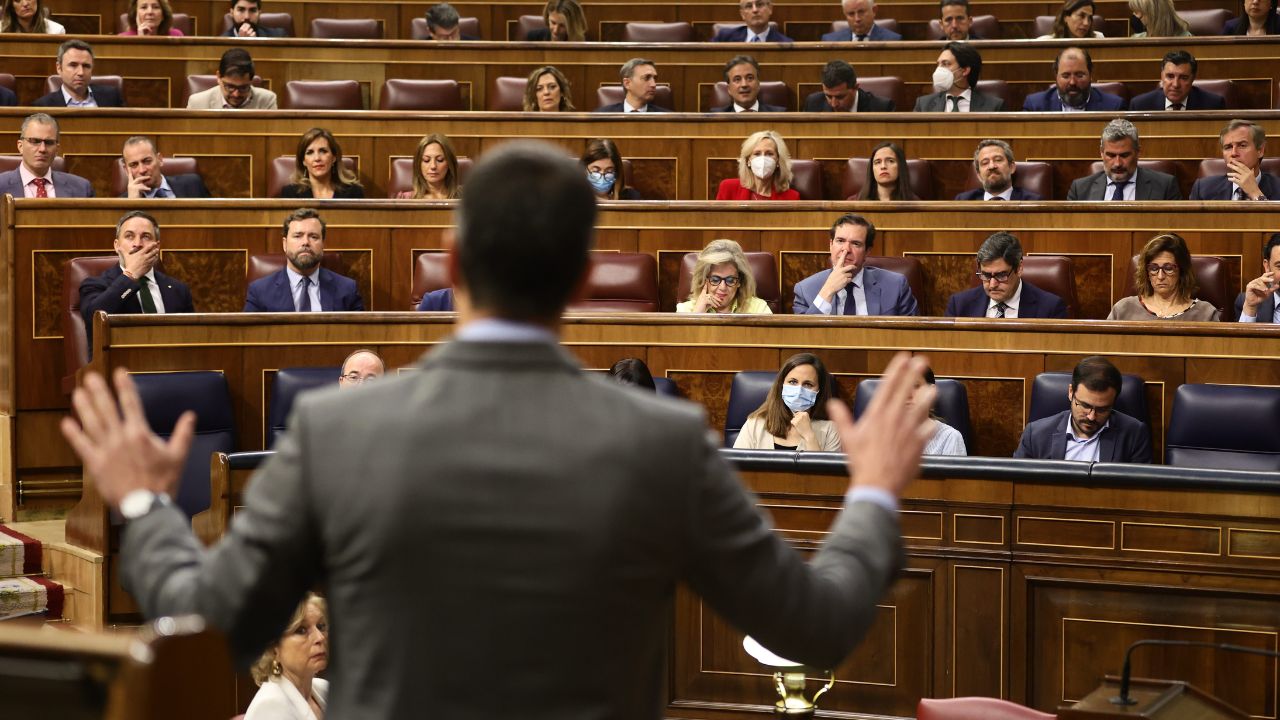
[1128,0,1190,36]
[1108,233,1220,321]
[857,142,919,201]
[281,127,364,199]
[917,369,967,456]
[524,66,575,111]
[245,593,328,720]
[526,0,586,40]
[677,239,772,314]
[733,352,842,452]
[607,357,657,391]
[716,130,800,201]
[397,133,461,200]
[1,0,66,33]
[119,0,184,35]
[1038,0,1105,38]
[581,138,642,200]
[1226,0,1280,35]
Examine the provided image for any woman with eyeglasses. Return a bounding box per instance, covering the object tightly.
[677,239,771,314]
[580,138,641,200]
[733,352,841,452]
[1107,233,1219,321]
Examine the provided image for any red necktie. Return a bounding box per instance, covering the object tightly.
[31,178,47,198]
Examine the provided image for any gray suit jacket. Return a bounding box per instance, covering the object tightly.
[913,89,1006,112]
[122,339,903,719]
[1066,169,1182,201]
[186,85,278,109]
[0,168,95,198]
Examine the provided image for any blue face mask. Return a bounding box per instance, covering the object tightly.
[781,385,818,413]
[587,170,616,194]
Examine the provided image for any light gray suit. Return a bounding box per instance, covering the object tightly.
[186,85,278,109]
[913,89,1006,112]
[1066,168,1182,201]
[122,339,903,719]
[0,168,95,198]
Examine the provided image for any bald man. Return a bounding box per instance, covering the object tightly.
[339,349,384,389]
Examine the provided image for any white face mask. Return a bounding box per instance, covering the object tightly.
[932,65,956,93]
[749,155,777,180]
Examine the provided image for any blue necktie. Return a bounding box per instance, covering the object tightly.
[296,276,313,312]
[1109,181,1128,201]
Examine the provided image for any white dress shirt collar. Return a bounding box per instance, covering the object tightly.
[987,278,1023,317]
[61,85,97,107]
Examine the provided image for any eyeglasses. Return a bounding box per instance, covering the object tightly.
[1072,397,1113,418]
[707,274,741,287]
[739,1,770,9]
[1146,263,1179,276]
[21,137,58,147]
[586,170,616,182]
[340,372,379,385]
[975,270,1013,283]
[220,80,254,94]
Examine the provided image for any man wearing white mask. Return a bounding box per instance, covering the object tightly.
[913,42,1005,112]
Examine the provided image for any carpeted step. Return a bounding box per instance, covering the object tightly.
[0,576,64,621]
[0,524,43,578]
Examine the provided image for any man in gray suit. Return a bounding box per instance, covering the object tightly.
[186,49,278,110]
[0,113,94,198]
[1067,119,1182,201]
[61,141,936,719]
[914,42,1004,112]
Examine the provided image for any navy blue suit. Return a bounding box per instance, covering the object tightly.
[594,103,671,113]
[244,267,364,312]
[821,24,901,41]
[1235,291,1279,323]
[1021,87,1126,112]
[1014,409,1152,463]
[33,85,126,108]
[222,23,288,37]
[954,187,1042,201]
[710,100,787,112]
[945,281,1068,318]
[417,288,455,311]
[118,174,212,198]
[0,86,16,106]
[1129,86,1226,111]
[1188,173,1280,201]
[711,25,793,42]
[792,265,918,316]
[79,264,195,355]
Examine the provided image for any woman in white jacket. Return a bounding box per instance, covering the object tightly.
[246,594,329,720]
[733,353,842,452]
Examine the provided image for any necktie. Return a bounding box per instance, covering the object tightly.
[1169,102,1183,110]
[137,275,157,313]
[296,276,313,312]
[1235,187,1248,201]
[994,301,1008,318]
[1109,180,1129,201]
[988,196,1005,201]
[750,34,761,42]
[843,283,858,315]
[154,187,170,198]
[856,33,867,41]
[947,95,962,112]
[31,177,47,198]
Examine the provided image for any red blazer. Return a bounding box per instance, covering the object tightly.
[715,178,800,201]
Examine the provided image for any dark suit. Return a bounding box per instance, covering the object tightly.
[1021,86,1126,112]
[1189,173,1280,200]
[1129,86,1226,111]
[710,25,793,42]
[243,267,364,312]
[222,23,288,37]
[32,85,126,108]
[710,100,787,112]
[793,265,918,316]
[913,89,1005,112]
[0,168,95,198]
[79,264,194,355]
[945,281,1068,319]
[821,24,902,41]
[1066,169,1182,201]
[593,102,672,113]
[417,287,455,311]
[0,86,16,106]
[802,89,895,112]
[954,187,1042,201]
[118,173,212,199]
[1014,409,1152,463]
[120,338,904,718]
[1235,290,1279,322]
[524,27,553,40]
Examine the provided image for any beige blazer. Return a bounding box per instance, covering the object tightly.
[186,85,278,109]
[733,415,841,451]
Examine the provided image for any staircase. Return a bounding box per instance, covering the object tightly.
[0,524,65,622]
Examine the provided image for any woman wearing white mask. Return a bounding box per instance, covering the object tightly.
[733,353,841,451]
[715,130,800,200]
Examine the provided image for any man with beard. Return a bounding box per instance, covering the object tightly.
[244,208,364,312]
[954,139,1041,200]
[710,55,787,112]
[1022,47,1126,112]
[1014,356,1152,463]
[1067,119,1181,200]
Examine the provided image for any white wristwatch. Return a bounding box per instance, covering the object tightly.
[119,489,170,520]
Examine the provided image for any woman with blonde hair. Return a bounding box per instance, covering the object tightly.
[397,133,461,199]
[677,239,772,314]
[1128,0,1190,36]
[527,0,587,40]
[281,127,364,199]
[245,594,328,720]
[733,352,841,451]
[523,66,575,111]
[1,0,66,33]
[715,130,799,201]
[119,0,184,35]
[1107,233,1219,321]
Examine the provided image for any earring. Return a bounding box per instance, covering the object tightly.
[271,659,282,676]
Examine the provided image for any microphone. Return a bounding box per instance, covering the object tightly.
[1110,638,1280,706]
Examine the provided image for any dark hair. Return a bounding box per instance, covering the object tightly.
[1161,49,1197,76]
[1054,46,1093,74]
[1051,0,1094,38]
[57,39,94,64]
[608,358,656,391]
[1264,232,1280,262]
[580,138,628,200]
[829,213,876,249]
[426,2,460,30]
[859,142,918,201]
[723,54,760,82]
[457,142,598,322]
[620,57,655,81]
[115,209,160,240]
[944,41,982,86]
[218,48,255,77]
[820,60,856,89]
[1135,232,1198,301]
[229,0,260,7]
[1230,0,1280,34]
[282,207,325,239]
[976,232,1023,269]
[751,352,835,438]
[1071,356,1122,395]
[940,0,969,10]
[290,127,360,191]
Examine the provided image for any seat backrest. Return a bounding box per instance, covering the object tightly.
[490,76,527,110]
[0,73,15,92]
[676,251,780,312]
[222,11,295,36]
[410,252,451,308]
[711,21,779,38]
[46,74,123,96]
[117,12,193,34]
[1125,254,1232,321]
[965,160,1053,198]
[269,156,358,198]
[62,256,118,391]
[789,159,823,200]
[1180,8,1230,35]
[410,15,480,39]
[967,255,1077,317]
[854,377,974,452]
[379,79,463,110]
[267,367,340,448]
[310,17,382,39]
[387,156,472,198]
[566,253,659,312]
[0,156,65,173]
[1092,81,1130,103]
[183,74,265,105]
[975,79,1010,107]
[865,256,926,311]
[709,80,791,111]
[828,18,900,34]
[514,15,546,40]
[1193,78,1236,108]
[1198,157,1280,178]
[595,84,676,111]
[1032,14,1105,36]
[918,697,1056,720]
[843,157,934,200]
[110,156,199,196]
[133,371,235,517]
[1089,159,1179,178]
[1166,384,1280,470]
[1027,371,1150,425]
[247,252,353,285]
[622,21,695,42]
[282,79,363,110]
[725,371,776,447]
[856,76,903,110]
[927,14,999,39]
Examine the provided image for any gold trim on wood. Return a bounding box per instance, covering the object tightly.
[953,513,1005,545]
[952,564,1005,698]
[1119,521,1223,556]
[1016,515,1115,550]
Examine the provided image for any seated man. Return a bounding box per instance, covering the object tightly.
[0,113,94,198]
[417,287,455,311]
[1130,50,1226,111]
[954,139,1041,200]
[914,41,1004,112]
[801,60,895,112]
[1014,356,1152,463]
[1022,47,1126,112]
[712,0,792,42]
[244,208,365,312]
[339,349,385,389]
[1189,119,1280,201]
[594,58,670,113]
[0,86,16,106]
[187,49,278,110]
[120,136,212,198]
[1237,233,1280,323]
[1067,119,1181,200]
[793,213,918,316]
[945,232,1068,318]
[80,210,195,353]
[711,55,786,112]
[423,2,476,40]
[224,0,288,37]
[938,0,982,40]
[822,0,901,40]
[33,40,125,108]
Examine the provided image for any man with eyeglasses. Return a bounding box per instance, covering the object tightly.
[793,212,918,316]
[338,350,385,389]
[186,48,279,109]
[712,0,793,42]
[822,0,901,41]
[945,232,1068,319]
[33,40,126,108]
[1014,356,1152,463]
[0,113,94,198]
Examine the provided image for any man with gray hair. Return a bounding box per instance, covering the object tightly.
[954,139,1041,200]
[1189,119,1280,200]
[0,113,94,198]
[423,2,475,40]
[594,58,669,113]
[1067,119,1182,200]
[945,232,1068,318]
[822,0,902,40]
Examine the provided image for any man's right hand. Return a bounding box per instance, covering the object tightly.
[1243,271,1277,314]
[122,244,159,279]
[126,173,151,199]
[818,248,854,303]
[236,22,258,37]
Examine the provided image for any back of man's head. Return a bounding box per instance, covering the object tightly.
[456,142,597,322]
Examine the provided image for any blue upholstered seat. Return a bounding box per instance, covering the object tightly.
[267,367,341,448]
[133,371,235,517]
[724,371,776,447]
[1027,372,1149,426]
[1166,384,1280,471]
[853,377,974,452]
